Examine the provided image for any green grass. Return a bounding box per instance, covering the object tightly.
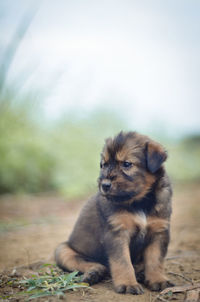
[18,264,89,300]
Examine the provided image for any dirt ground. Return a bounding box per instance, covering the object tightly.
[0,183,200,301]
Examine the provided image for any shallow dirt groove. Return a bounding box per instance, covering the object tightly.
[0,184,200,301]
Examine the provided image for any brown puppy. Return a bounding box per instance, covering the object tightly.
[55,131,174,295]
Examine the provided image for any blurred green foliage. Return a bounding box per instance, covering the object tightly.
[0,91,127,197]
[0,93,56,194]
[166,136,200,184]
[0,90,200,199]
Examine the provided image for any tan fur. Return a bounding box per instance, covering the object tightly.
[134,173,156,201]
[55,243,106,274]
[147,217,169,233]
[116,148,141,166]
[108,236,138,288]
[108,212,147,234]
[110,258,138,287]
[109,212,168,236]
[144,240,167,284]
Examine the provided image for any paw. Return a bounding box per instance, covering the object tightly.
[145,280,175,291]
[115,283,144,295]
[82,270,104,285]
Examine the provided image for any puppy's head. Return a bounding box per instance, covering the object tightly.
[98,131,167,203]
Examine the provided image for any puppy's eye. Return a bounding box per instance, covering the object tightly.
[100,162,108,168]
[122,161,132,168]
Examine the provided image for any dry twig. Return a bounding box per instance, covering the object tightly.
[168,271,193,284]
[153,284,200,302]
[157,296,169,302]
[161,283,200,295]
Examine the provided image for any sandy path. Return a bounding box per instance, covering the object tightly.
[0,184,200,301]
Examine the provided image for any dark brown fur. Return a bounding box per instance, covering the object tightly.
[55,131,174,294]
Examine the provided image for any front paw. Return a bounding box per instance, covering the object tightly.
[145,280,175,291]
[115,283,144,295]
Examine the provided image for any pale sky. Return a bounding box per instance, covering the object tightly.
[0,0,200,137]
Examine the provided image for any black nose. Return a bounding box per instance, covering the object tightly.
[102,181,111,192]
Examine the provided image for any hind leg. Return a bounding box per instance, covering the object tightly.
[55,242,107,285]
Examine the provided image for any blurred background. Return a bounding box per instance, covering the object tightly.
[0,2,200,289]
[0,0,200,198]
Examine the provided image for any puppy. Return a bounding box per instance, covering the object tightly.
[55,131,174,295]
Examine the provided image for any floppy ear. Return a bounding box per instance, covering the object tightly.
[146,141,167,173]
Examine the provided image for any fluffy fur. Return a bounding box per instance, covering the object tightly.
[55,131,174,295]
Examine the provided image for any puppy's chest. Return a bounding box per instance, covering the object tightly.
[108,211,169,236]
